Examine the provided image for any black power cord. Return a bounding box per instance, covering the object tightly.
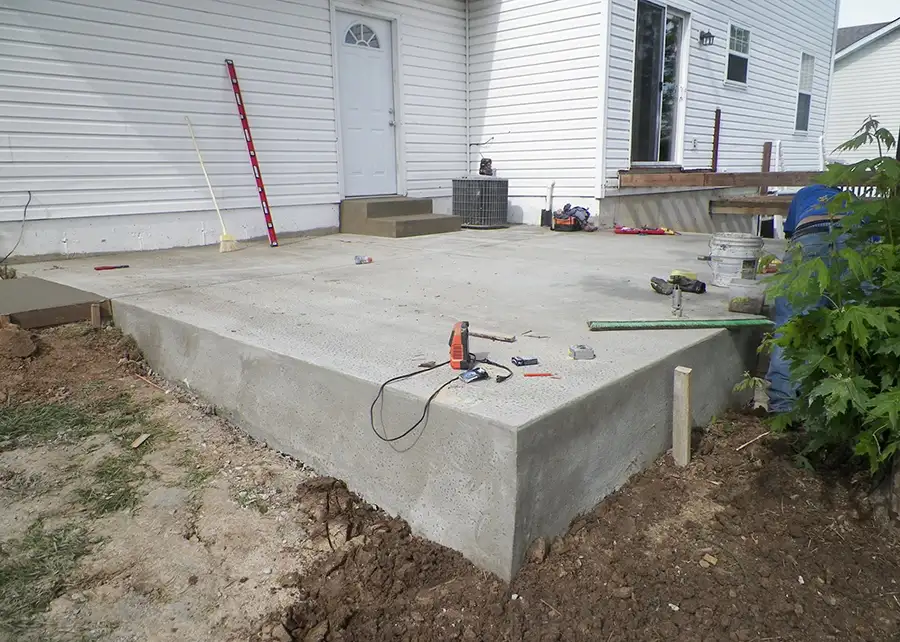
[1,191,31,267]
[369,357,513,443]
[370,360,453,443]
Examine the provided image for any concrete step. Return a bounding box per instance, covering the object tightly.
[366,197,433,218]
[367,213,462,238]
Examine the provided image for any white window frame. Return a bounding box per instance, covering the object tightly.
[795,52,815,133]
[725,23,751,86]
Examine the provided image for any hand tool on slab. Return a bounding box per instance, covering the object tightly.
[94,265,130,271]
[568,345,595,360]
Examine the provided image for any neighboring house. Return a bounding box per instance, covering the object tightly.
[2,0,839,257]
[825,18,900,163]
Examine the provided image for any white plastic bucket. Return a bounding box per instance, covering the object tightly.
[709,233,765,288]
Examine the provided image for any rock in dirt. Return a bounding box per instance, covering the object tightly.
[611,586,633,599]
[304,620,329,642]
[271,624,292,642]
[0,325,36,359]
[278,572,300,588]
[526,537,549,564]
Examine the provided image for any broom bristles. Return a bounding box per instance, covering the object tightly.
[219,234,239,253]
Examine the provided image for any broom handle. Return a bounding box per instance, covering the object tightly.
[185,116,228,236]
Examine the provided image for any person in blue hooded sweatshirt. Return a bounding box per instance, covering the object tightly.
[766,184,849,415]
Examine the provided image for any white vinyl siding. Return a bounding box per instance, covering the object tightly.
[0,0,465,255]
[826,26,900,164]
[467,0,605,200]
[0,0,337,237]
[390,0,467,197]
[604,0,837,188]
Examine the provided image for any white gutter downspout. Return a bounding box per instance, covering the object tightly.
[822,0,842,164]
[465,0,470,175]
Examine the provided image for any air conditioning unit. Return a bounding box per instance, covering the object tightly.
[452,176,509,229]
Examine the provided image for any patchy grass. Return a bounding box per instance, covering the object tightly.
[0,403,95,450]
[176,450,218,491]
[75,453,145,517]
[0,469,50,499]
[0,393,155,452]
[0,520,91,636]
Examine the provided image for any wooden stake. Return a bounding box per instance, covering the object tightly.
[90,303,102,328]
[673,366,693,467]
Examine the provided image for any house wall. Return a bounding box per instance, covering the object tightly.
[467,0,607,225]
[605,0,838,192]
[826,28,900,164]
[0,0,466,258]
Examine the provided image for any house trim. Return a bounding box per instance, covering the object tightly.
[823,0,842,154]
[835,16,900,62]
[329,1,408,198]
[596,0,613,197]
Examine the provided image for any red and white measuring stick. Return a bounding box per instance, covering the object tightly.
[225,59,279,248]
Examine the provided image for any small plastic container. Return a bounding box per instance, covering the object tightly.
[354,255,373,264]
[728,279,765,315]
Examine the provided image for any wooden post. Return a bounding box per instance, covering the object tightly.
[711,109,722,172]
[759,142,773,196]
[90,303,102,329]
[673,366,693,467]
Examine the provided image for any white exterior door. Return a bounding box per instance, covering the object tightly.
[337,12,398,197]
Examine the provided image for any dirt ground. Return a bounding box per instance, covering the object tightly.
[275,428,900,642]
[3,322,900,642]
[0,323,327,642]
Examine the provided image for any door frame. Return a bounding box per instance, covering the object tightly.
[628,0,691,167]
[330,1,406,198]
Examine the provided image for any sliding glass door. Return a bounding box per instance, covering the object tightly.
[631,1,687,164]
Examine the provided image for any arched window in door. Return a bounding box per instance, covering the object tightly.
[344,23,380,48]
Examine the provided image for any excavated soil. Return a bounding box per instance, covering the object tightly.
[273,419,900,642]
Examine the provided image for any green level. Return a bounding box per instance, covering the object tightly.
[586,319,774,331]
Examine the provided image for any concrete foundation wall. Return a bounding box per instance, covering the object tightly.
[596,188,756,234]
[0,205,338,260]
[112,301,520,578]
[513,328,758,565]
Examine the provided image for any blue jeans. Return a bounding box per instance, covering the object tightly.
[766,229,841,414]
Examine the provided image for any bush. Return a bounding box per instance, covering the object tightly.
[767,117,900,475]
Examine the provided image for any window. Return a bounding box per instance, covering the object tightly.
[727,25,750,84]
[795,53,815,131]
[344,23,380,48]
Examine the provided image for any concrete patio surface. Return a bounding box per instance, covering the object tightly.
[20,227,776,579]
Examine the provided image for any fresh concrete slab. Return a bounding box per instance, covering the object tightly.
[20,228,776,578]
[0,276,107,328]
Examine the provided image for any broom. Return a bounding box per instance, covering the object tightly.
[185,116,238,252]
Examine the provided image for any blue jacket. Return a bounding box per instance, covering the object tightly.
[784,185,843,237]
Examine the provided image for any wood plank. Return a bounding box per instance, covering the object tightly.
[618,169,824,189]
[673,366,693,468]
[618,172,707,188]
[710,196,793,217]
[703,171,821,188]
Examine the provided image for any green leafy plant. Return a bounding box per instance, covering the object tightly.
[766,116,900,475]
